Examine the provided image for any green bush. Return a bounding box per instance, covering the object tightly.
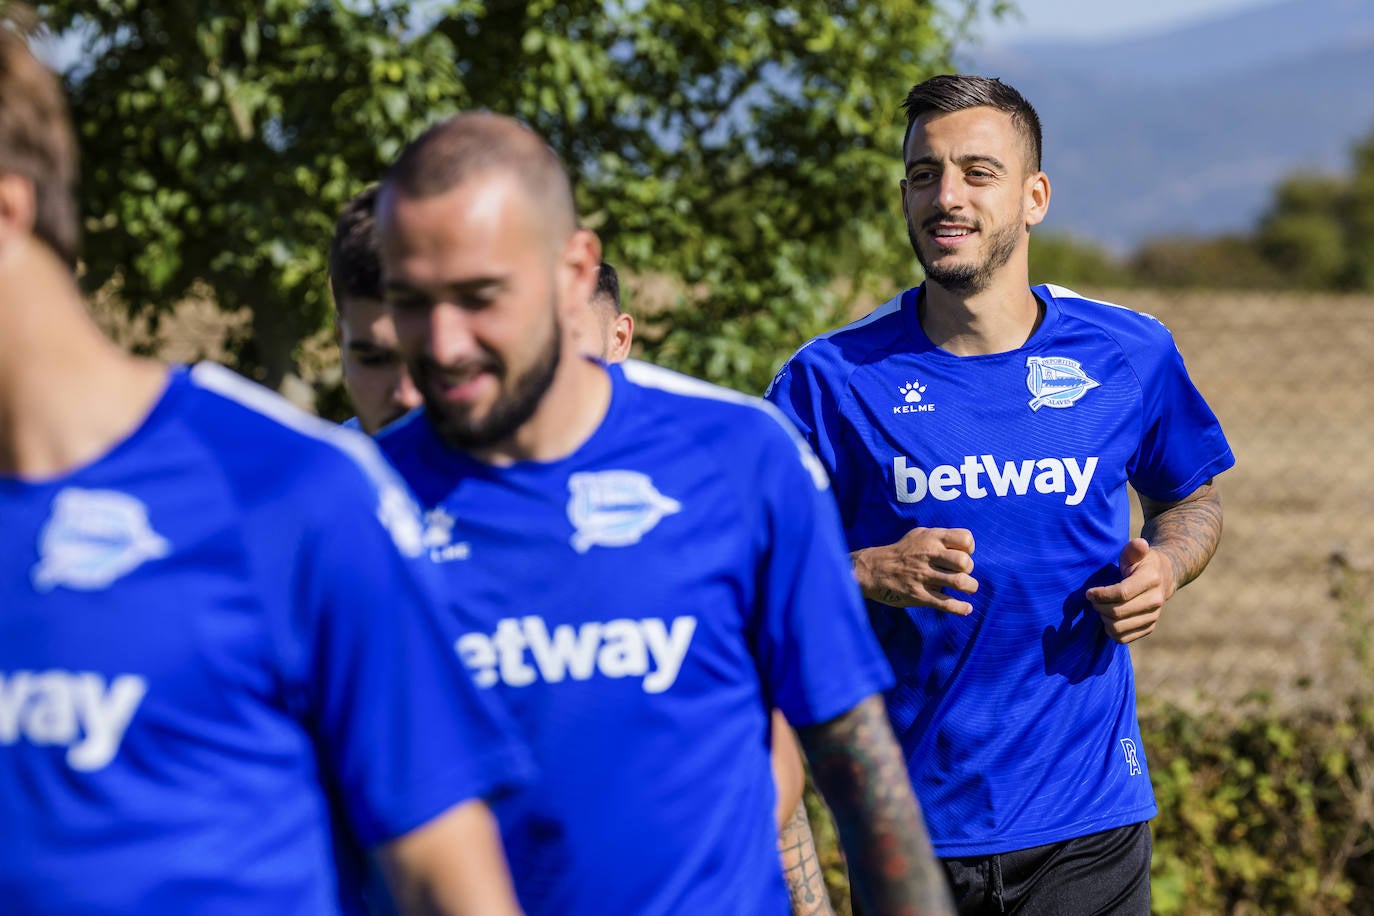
[805,700,1374,915]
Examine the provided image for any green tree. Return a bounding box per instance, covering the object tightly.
[1253,123,1374,292]
[41,0,469,392]
[40,0,1006,398]
[1255,175,1349,290]
[1028,232,1129,290]
[1128,233,1282,290]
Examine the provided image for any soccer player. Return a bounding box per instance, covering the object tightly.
[373,112,954,916]
[571,261,634,362]
[571,258,834,913]
[330,184,423,434]
[766,74,1234,914]
[0,26,530,915]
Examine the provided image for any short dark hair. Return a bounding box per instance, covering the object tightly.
[0,19,80,269]
[329,183,381,308]
[593,261,620,314]
[901,74,1043,173]
[382,111,577,246]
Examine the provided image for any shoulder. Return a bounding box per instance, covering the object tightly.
[619,360,830,490]
[184,363,424,555]
[1040,284,1177,348]
[782,293,908,372]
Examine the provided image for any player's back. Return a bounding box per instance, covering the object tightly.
[379,360,891,916]
[0,363,520,914]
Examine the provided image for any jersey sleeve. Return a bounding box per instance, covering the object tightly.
[765,347,846,479]
[747,408,894,727]
[294,453,535,847]
[1127,328,1236,502]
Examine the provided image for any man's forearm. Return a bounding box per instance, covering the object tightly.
[1139,482,1223,592]
[779,798,834,916]
[798,696,953,916]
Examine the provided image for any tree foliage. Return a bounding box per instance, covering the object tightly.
[40,0,1004,396]
[1255,127,1374,293]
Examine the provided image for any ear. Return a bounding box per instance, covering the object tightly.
[1024,170,1050,228]
[608,313,635,363]
[898,177,911,223]
[0,173,38,258]
[558,227,602,325]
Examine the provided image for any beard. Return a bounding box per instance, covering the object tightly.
[908,210,1022,295]
[416,313,563,452]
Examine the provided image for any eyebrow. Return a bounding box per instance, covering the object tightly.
[905,153,1009,174]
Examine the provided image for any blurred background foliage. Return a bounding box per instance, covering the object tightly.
[37,0,1374,401]
[39,0,1008,399]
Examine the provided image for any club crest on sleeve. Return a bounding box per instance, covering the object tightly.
[32,488,172,592]
[566,470,682,553]
[1025,356,1100,411]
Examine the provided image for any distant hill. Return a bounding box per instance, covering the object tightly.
[958,0,1374,251]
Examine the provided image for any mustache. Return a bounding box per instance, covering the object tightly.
[922,212,979,232]
[413,354,503,383]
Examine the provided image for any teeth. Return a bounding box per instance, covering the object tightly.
[934,228,971,237]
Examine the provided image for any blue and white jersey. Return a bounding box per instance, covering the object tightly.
[766,284,1235,857]
[378,359,893,916]
[0,363,532,914]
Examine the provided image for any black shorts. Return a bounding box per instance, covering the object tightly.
[938,821,1152,916]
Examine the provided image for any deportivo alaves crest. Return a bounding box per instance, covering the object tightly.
[1025,356,1100,411]
[566,470,682,553]
[32,488,172,591]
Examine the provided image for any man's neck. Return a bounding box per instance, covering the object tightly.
[469,352,612,467]
[0,252,167,478]
[919,271,1043,357]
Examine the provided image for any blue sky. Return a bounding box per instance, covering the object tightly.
[971,0,1282,43]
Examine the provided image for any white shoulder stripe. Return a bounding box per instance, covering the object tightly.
[188,362,414,500]
[620,361,831,490]
[763,293,905,397]
[1040,284,1161,323]
[815,293,904,341]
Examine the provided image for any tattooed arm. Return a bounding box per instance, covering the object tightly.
[797,695,954,916]
[1086,479,1224,644]
[779,797,835,916]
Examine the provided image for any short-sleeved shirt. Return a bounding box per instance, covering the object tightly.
[379,359,893,916]
[766,284,1235,856]
[0,363,533,914]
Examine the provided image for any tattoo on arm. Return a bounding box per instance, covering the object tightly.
[1139,480,1223,592]
[798,696,954,916]
[779,798,834,916]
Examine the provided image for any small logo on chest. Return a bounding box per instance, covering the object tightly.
[32,488,172,592]
[566,471,681,553]
[1026,356,1099,411]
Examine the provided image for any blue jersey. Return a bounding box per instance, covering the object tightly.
[766,284,1235,857]
[0,363,532,914]
[378,359,893,916]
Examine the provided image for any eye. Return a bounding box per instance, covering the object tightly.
[907,168,937,184]
[357,351,400,369]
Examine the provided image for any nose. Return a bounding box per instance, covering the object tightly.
[936,169,966,212]
[424,301,479,367]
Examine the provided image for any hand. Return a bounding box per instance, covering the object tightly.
[1085,538,1177,644]
[852,527,977,615]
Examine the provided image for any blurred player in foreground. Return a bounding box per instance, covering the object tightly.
[0,23,529,915]
[373,110,954,916]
